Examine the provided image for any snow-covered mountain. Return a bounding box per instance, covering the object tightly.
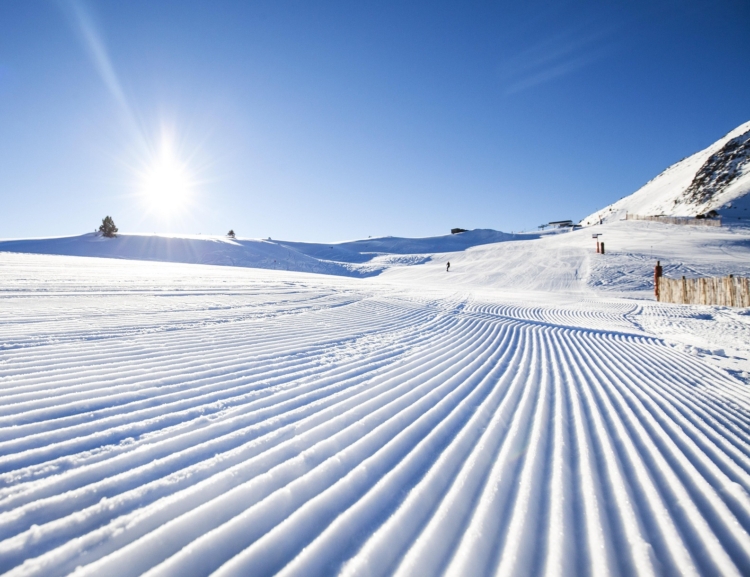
[582,120,750,225]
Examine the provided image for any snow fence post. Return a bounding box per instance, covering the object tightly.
[682,275,688,305]
[654,261,662,301]
[600,242,605,255]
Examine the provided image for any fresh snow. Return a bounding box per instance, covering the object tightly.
[582,120,750,224]
[2,220,750,575]
[0,229,520,278]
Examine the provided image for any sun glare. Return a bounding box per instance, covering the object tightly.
[140,138,195,216]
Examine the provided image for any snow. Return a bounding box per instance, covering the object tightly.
[0,229,520,278]
[1,220,750,575]
[582,120,750,224]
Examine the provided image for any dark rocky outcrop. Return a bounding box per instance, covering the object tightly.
[682,129,750,206]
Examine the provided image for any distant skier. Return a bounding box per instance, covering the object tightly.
[446,261,450,272]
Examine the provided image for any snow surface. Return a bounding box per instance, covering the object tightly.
[582,120,750,224]
[2,221,750,576]
[0,229,520,278]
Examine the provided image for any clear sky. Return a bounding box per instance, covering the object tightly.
[1,0,749,241]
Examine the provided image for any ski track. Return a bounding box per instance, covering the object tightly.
[1,254,750,576]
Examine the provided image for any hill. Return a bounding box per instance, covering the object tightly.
[0,229,521,277]
[582,120,750,225]
[1,219,750,575]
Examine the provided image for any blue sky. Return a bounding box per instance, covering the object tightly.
[1,0,748,241]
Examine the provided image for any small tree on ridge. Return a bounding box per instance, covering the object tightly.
[99,216,118,238]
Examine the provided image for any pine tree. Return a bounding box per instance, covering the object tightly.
[227,229,236,238]
[99,216,118,238]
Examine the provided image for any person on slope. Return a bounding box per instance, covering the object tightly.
[446,261,451,272]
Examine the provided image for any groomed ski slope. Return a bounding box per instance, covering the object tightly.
[2,221,750,575]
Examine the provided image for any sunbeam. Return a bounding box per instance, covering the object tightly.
[137,131,197,220]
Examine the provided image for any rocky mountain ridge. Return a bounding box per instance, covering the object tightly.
[681,129,750,208]
[582,120,750,225]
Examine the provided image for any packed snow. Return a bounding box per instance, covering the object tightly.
[1,220,750,576]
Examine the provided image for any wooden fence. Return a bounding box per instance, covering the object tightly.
[626,214,722,227]
[657,275,750,307]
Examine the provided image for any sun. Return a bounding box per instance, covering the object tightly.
[139,139,194,216]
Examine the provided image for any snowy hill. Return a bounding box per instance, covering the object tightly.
[582,120,750,225]
[4,157,750,575]
[2,220,750,575]
[0,229,520,277]
[2,217,750,574]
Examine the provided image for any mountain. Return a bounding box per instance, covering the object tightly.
[582,120,750,225]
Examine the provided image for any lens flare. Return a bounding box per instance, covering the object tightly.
[139,137,195,217]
